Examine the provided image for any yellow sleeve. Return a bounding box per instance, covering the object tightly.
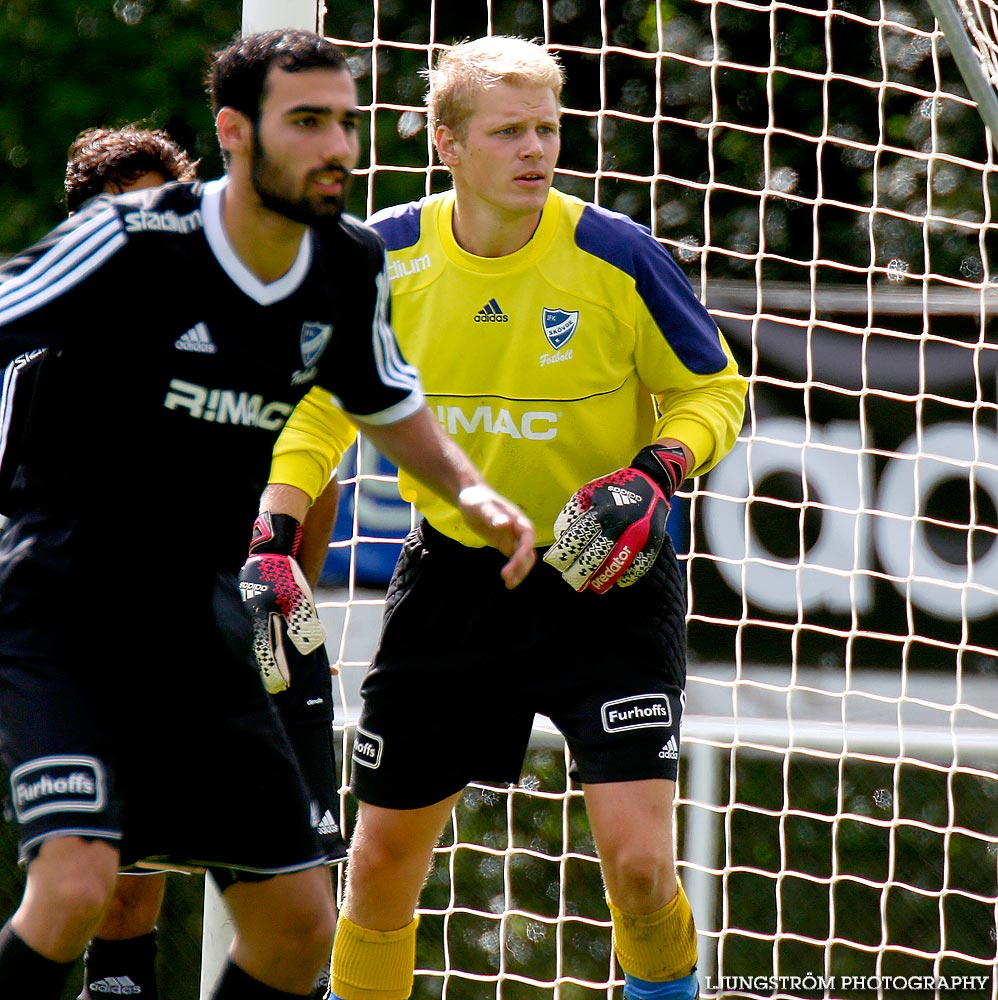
[269,386,358,500]
[649,333,747,477]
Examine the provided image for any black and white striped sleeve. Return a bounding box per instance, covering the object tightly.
[0,205,127,362]
[321,225,424,426]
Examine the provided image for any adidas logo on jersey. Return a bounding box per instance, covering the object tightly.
[316,809,340,835]
[608,485,642,506]
[175,322,216,354]
[658,736,680,760]
[474,298,509,322]
[89,976,142,994]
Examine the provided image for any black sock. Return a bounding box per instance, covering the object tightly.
[211,960,310,999]
[0,920,77,999]
[80,930,158,999]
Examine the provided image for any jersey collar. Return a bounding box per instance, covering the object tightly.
[201,177,314,305]
[436,189,561,274]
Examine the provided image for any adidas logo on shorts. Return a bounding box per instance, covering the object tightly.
[658,736,679,760]
[317,809,340,835]
[89,976,142,994]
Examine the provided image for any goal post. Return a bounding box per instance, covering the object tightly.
[926,0,998,146]
[199,2,998,996]
[239,0,323,35]
[196,11,329,997]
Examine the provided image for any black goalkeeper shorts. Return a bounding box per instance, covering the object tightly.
[350,520,688,810]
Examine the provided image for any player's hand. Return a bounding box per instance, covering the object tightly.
[457,484,537,589]
[238,511,327,693]
[542,444,688,594]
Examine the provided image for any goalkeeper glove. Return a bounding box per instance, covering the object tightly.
[542,444,688,595]
[238,511,327,693]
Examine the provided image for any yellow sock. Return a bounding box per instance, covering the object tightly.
[330,914,419,1000]
[607,882,698,981]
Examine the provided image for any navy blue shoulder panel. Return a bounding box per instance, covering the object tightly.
[367,199,425,253]
[574,203,728,375]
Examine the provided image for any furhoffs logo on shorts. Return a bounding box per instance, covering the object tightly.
[10,755,106,824]
[601,695,673,733]
[352,728,384,769]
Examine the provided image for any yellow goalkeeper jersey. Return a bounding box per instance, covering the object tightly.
[274,188,746,547]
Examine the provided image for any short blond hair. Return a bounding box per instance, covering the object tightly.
[425,36,564,139]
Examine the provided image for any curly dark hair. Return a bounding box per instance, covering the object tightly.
[64,126,199,213]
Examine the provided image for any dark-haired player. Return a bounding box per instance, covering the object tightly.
[0,29,533,1000]
[54,122,355,1000]
[64,125,199,214]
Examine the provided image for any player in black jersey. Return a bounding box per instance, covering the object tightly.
[54,123,354,1000]
[0,29,534,1000]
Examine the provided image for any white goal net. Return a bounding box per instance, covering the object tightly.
[226,2,998,997]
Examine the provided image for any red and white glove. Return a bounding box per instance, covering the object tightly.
[542,444,688,594]
[238,511,327,693]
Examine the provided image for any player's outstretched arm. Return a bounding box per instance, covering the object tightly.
[454,483,537,589]
[358,406,536,588]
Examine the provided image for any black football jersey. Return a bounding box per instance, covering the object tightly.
[0,178,422,569]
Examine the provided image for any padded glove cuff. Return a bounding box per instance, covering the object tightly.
[248,510,302,557]
[630,444,688,500]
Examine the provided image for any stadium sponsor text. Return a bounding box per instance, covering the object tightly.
[123,207,202,234]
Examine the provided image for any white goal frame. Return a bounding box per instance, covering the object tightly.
[926,0,998,145]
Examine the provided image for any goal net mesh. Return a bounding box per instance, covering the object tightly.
[309,1,998,996]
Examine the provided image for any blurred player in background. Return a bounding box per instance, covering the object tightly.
[58,123,355,1000]
[275,34,746,1000]
[64,125,200,213]
[0,29,533,1000]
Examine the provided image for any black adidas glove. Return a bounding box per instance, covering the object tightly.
[542,444,688,594]
[238,511,327,693]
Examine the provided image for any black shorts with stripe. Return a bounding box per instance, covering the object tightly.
[350,520,688,810]
[0,513,329,875]
[270,642,347,866]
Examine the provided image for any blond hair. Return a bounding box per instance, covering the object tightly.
[425,36,564,140]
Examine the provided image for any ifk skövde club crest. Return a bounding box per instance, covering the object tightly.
[300,322,333,367]
[541,308,579,350]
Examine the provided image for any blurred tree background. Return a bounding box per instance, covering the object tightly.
[2,1,995,998]
[0,0,240,250]
[4,0,996,277]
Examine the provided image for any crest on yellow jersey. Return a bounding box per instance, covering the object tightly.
[542,307,579,350]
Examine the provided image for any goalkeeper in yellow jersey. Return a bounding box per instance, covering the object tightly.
[275,34,746,1000]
